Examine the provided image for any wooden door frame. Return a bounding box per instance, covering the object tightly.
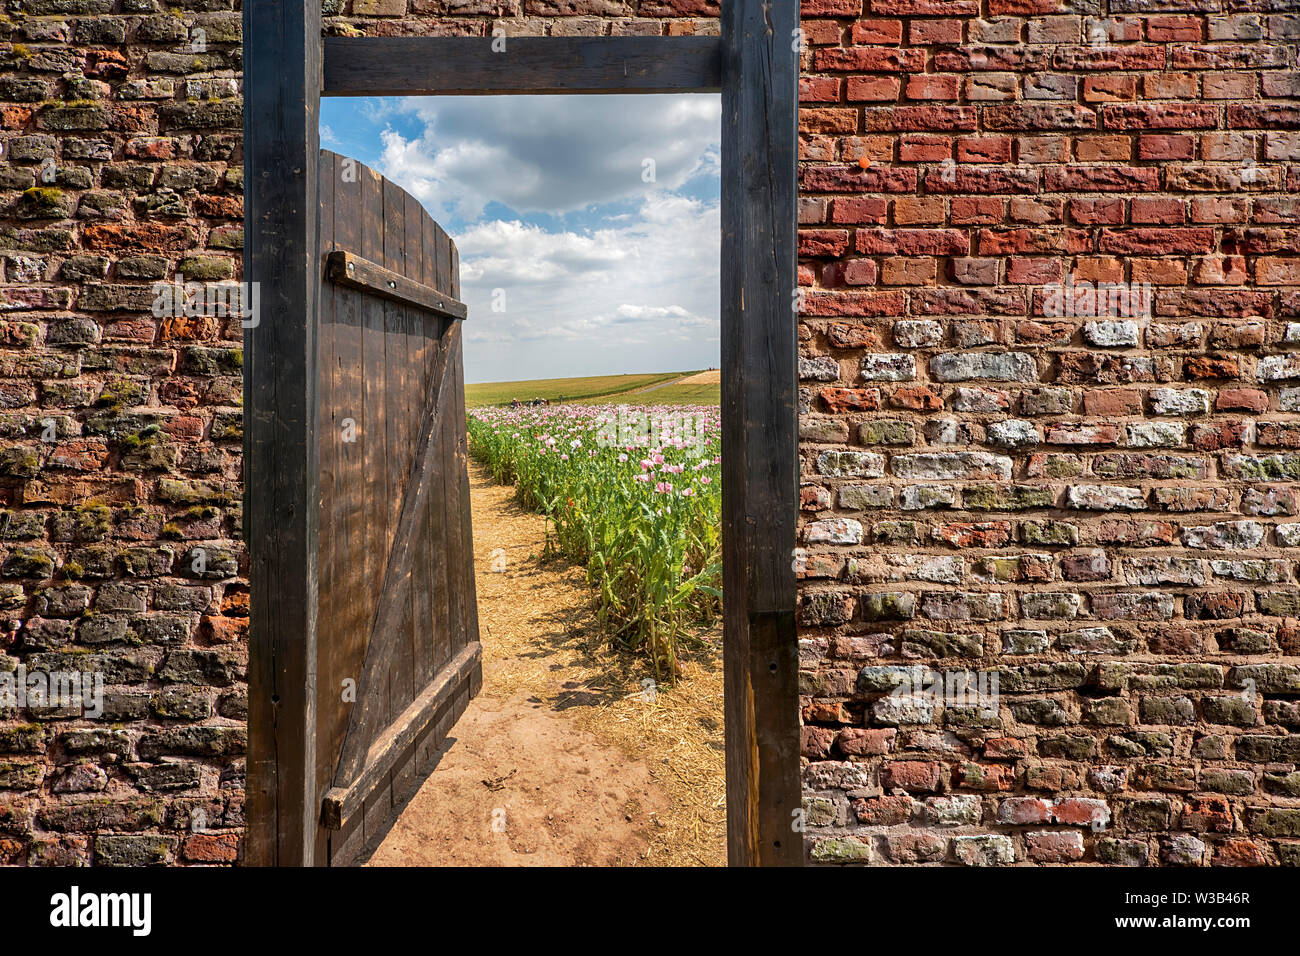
[242,0,801,867]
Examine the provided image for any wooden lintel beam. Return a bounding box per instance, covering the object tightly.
[326,251,468,321]
[322,36,723,97]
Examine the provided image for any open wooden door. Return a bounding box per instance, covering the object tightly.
[312,150,481,865]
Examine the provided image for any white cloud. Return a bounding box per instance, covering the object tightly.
[376,94,721,221]
[349,94,721,382]
[458,194,719,379]
[456,220,630,284]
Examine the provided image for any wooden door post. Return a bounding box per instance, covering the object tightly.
[721,0,803,867]
[243,0,322,867]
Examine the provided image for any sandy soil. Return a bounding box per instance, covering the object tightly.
[362,692,665,866]
[362,464,725,867]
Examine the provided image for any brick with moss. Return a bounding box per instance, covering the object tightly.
[161,504,222,541]
[177,255,233,281]
[117,423,162,449]
[120,442,175,472]
[0,582,25,611]
[32,583,91,617]
[209,410,242,441]
[0,510,48,541]
[46,315,101,347]
[157,478,236,506]
[0,322,38,348]
[2,547,55,579]
[112,506,162,540]
[137,724,245,758]
[0,724,45,754]
[810,837,872,863]
[180,346,242,376]
[60,544,117,581]
[37,102,110,132]
[150,687,213,721]
[82,410,166,439]
[0,446,40,478]
[0,223,73,252]
[96,377,147,411]
[51,503,111,542]
[181,545,239,580]
[38,381,97,408]
[0,761,44,791]
[118,546,174,578]
[17,184,64,212]
[131,763,202,794]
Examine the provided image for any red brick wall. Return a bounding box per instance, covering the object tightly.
[1,0,1296,866]
[796,1,1300,866]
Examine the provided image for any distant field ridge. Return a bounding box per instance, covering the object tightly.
[465,371,720,408]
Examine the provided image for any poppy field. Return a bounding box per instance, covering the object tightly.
[466,402,722,677]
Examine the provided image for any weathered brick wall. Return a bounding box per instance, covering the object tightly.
[0,1,711,867]
[0,0,247,866]
[325,0,718,36]
[3,0,1296,867]
[796,1,1300,865]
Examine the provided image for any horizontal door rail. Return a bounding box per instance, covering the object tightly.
[322,36,723,97]
[321,641,483,831]
[325,250,468,321]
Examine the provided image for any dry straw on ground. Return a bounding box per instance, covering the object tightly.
[668,369,721,387]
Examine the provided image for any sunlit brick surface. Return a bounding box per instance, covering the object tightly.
[795,0,1300,867]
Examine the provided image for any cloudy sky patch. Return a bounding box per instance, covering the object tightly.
[320,94,721,382]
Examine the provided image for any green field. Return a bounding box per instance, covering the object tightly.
[571,382,720,406]
[465,371,723,408]
[464,371,688,408]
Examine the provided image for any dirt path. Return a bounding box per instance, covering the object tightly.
[362,464,726,867]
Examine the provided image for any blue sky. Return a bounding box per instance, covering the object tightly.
[319,94,721,384]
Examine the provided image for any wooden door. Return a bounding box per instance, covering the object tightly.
[313,150,481,865]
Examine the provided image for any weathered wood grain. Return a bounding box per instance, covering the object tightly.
[326,251,468,321]
[312,157,474,845]
[721,0,802,868]
[243,0,322,868]
[323,36,723,97]
[321,642,482,830]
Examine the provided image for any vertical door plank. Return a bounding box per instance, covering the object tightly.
[437,231,465,665]
[448,238,480,665]
[357,164,389,760]
[317,152,369,862]
[403,192,431,691]
[382,176,416,725]
[314,151,337,868]
[430,224,453,674]
[394,189,431,803]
